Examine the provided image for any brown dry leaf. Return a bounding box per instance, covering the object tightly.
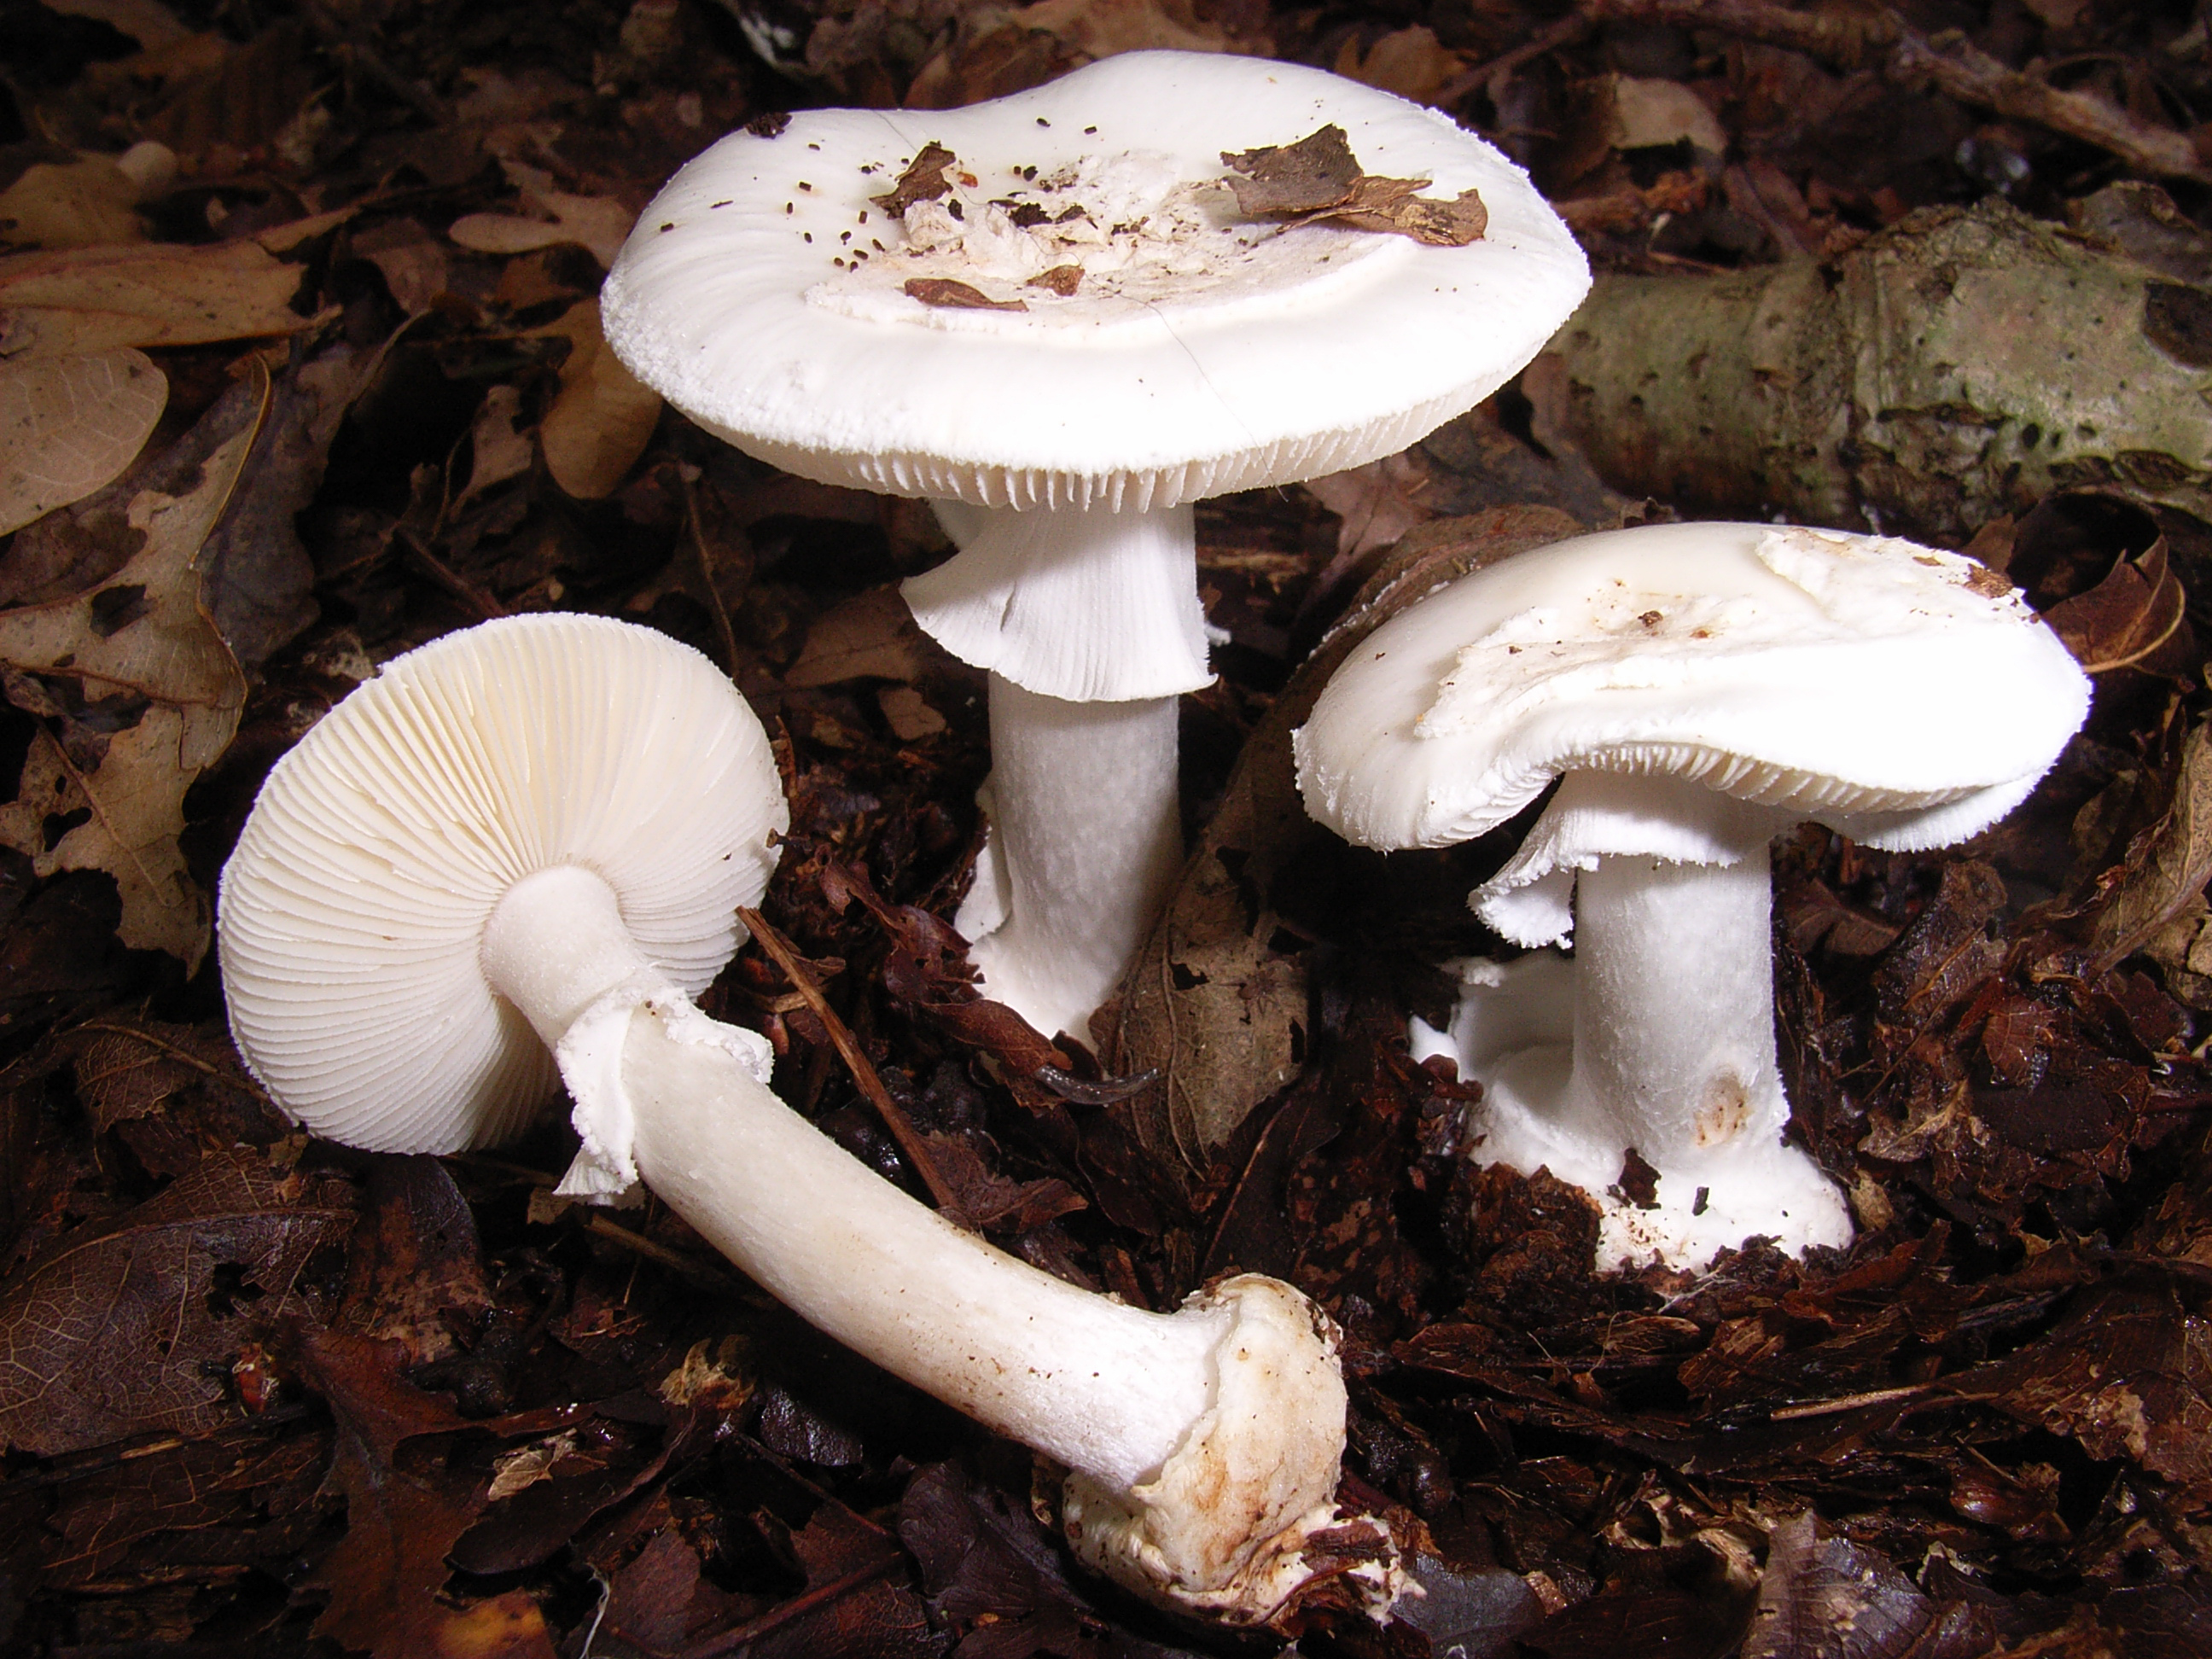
[2042,536,2189,672]
[351,218,450,314]
[0,157,148,252]
[904,277,1027,311]
[1009,0,1239,58]
[1741,1511,1947,1658]
[1606,74,1730,155]
[788,585,945,687]
[529,299,662,500]
[1221,125,1363,217]
[2089,719,2212,972]
[1221,125,1486,247]
[460,383,534,504]
[289,1324,486,1659]
[870,141,958,216]
[0,1149,353,1457]
[1302,450,1435,561]
[0,348,166,535]
[0,379,254,964]
[40,0,192,50]
[1332,25,1467,104]
[450,183,633,271]
[0,239,307,357]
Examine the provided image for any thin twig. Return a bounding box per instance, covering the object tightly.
[395,525,508,621]
[1767,1383,1930,1421]
[580,1212,748,1294]
[1584,0,2212,185]
[684,1553,907,1659]
[1435,10,1598,109]
[300,0,451,127]
[737,907,975,1223]
[681,466,742,676]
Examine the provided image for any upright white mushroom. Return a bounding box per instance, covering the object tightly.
[218,613,1395,1624]
[1294,522,2091,1268]
[600,49,1588,1044]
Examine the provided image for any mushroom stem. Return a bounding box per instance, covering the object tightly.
[956,676,1182,1045]
[905,499,1209,1042]
[480,862,1359,1615]
[1566,848,1784,1169]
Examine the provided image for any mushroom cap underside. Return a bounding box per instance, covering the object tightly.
[602,50,1589,510]
[1295,520,2093,853]
[217,612,787,1155]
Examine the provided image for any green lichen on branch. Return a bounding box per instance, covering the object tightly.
[1548,198,2212,544]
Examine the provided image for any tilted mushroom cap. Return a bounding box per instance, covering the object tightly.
[218,614,787,1155]
[1296,520,2092,865]
[601,49,1590,513]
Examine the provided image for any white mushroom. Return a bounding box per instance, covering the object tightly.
[1294,522,2092,1268]
[601,49,1589,1045]
[218,612,1394,1624]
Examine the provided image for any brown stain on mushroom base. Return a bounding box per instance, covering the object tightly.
[1695,1071,1751,1146]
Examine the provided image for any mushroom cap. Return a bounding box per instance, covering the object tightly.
[218,613,787,1155]
[1295,520,2092,853]
[601,50,1589,512]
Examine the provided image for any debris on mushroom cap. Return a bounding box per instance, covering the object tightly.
[601,49,1589,512]
[216,613,786,1156]
[1295,521,2093,859]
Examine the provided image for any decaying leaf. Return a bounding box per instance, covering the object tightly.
[0,1149,352,1457]
[0,348,166,536]
[1221,124,1487,247]
[289,1324,486,1659]
[0,239,307,356]
[0,155,149,252]
[448,177,633,271]
[870,141,958,215]
[1742,1511,1959,1659]
[0,371,254,964]
[1332,24,1468,104]
[787,585,956,688]
[903,277,1027,311]
[2089,719,2212,971]
[528,299,662,500]
[2042,534,2190,672]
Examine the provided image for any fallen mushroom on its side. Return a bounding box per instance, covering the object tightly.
[217,612,1402,1625]
[1294,522,2092,1268]
[600,49,1589,1047]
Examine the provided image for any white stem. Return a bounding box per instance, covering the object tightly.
[957,676,1181,1043]
[1563,847,1785,1166]
[622,1010,1220,1486]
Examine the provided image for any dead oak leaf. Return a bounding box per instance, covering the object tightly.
[0,1148,354,1458]
[0,238,309,357]
[904,277,1027,311]
[288,1324,496,1659]
[527,299,661,501]
[1221,124,1487,246]
[0,348,167,536]
[0,374,253,964]
[449,193,632,271]
[871,141,958,216]
[2044,534,2191,673]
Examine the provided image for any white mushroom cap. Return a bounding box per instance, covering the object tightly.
[601,49,1590,513]
[217,613,787,1155]
[1295,520,2092,908]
